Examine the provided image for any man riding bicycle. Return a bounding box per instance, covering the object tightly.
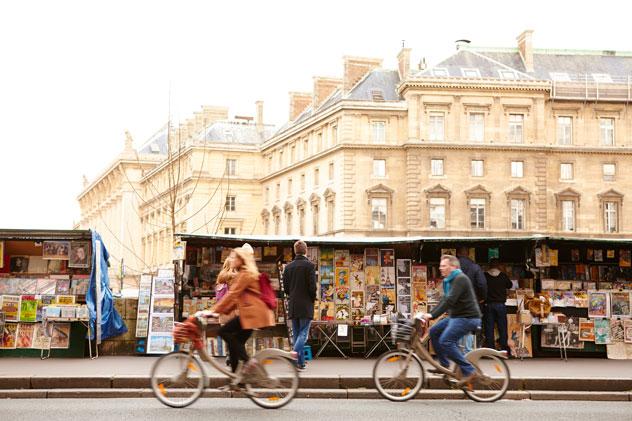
[420,254,482,386]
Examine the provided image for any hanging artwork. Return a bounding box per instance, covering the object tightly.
[587,291,609,318]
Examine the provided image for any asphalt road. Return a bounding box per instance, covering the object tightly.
[2,398,631,421]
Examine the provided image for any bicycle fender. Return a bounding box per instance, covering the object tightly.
[254,348,296,361]
[465,347,508,365]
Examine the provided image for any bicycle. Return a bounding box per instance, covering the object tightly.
[150,313,299,409]
[373,317,510,403]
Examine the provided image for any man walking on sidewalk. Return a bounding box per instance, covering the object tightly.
[283,240,317,370]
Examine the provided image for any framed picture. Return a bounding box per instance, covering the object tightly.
[0,241,3,269]
[69,241,91,268]
[9,256,29,273]
[42,241,70,260]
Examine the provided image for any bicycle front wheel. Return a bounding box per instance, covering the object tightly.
[150,351,205,408]
[462,354,510,403]
[373,350,425,402]
[245,355,299,409]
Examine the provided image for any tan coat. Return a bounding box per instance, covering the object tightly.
[213,270,275,330]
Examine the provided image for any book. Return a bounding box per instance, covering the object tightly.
[60,306,76,319]
[36,278,57,294]
[55,279,71,295]
[16,278,37,294]
[1,295,20,321]
[27,257,48,273]
[19,295,38,322]
[17,323,35,348]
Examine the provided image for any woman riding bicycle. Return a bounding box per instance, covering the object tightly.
[210,245,275,373]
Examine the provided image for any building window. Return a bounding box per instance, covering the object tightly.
[431,159,444,176]
[327,199,334,233]
[461,68,481,77]
[332,126,338,145]
[498,69,516,79]
[373,159,386,177]
[278,150,284,168]
[511,199,525,230]
[312,204,320,235]
[225,195,236,212]
[469,113,484,142]
[276,183,280,200]
[287,178,293,195]
[508,114,524,143]
[317,133,323,151]
[263,216,270,234]
[314,168,320,186]
[371,198,387,229]
[226,159,237,176]
[298,207,305,236]
[603,163,616,181]
[604,202,618,233]
[561,200,575,231]
[372,121,386,144]
[429,198,446,229]
[471,160,484,177]
[274,214,280,235]
[560,163,574,181]
[286,212,293,235]
[300,173,305,191]
[557,116,572,145]
[511,161,524,178]
[600,118,615,145]
[224,227,236,235]
[329,162,334,181]
[429,113,445,141]
[268,156,272,173]
[265,187,270,204]
[290,145,296,163]
[304,139,309,158]
[469,198,485,229]
[432,67,449,77]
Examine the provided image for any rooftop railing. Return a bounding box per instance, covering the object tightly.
[552,75,632,101]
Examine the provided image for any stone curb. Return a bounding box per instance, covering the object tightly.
[0,389,630,401]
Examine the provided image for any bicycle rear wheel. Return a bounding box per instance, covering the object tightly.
[462,354,510,403]
[245,355,298,409]
[150,351,205,408]
[373,350,425,402]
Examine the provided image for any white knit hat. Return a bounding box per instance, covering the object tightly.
[241,243,254,255]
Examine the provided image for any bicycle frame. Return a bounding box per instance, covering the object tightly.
[405,320,507,380]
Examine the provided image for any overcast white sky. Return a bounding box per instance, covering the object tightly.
[0,0,630,229]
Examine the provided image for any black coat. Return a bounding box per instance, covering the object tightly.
[282,255,317,319]
[458,256,488,303]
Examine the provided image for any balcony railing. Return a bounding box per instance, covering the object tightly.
[551,75,632,101]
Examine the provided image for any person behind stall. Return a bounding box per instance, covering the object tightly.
[421,255,482,386]
[282,240,317,371]
[211,246,275,374]
[484,258,512,353]
[456,246,487,351]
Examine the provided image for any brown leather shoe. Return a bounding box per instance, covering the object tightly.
[457,372,479,387]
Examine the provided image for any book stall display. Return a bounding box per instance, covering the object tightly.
[0,230,94,358]
[177,237,292,356]
[532,239,632,359]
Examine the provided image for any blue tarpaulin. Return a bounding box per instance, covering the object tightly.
[86,230,127,341]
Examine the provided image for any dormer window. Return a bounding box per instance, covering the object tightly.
[461,68,481,78]
[432,67,449,77]
[498,69,516,79]
[370,89,385,101]
[150,143,160,153]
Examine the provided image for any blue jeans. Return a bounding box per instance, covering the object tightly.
[430,317,481,377]
[484,303,508,351]
[459,333,474,353]
[292,318,312,367]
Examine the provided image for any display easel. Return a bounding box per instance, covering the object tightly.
[312,322,348,359]
[40,316,96,359]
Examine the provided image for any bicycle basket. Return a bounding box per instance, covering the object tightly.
[390,319,414,345]
[172,317,204,350]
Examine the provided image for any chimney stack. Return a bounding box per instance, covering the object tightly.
[289,92,312,121]
[343,56,383,93]
[517,30,534,73]
[313,77,343,110]
[397,47,411,80]
[255,100,264,136]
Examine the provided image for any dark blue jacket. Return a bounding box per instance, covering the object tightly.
[458,256,487,303]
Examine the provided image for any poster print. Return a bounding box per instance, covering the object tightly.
[379,249,395,267]
[320,248,334,264]
[506,314,532,358]
[397,295,411,316]
[350,254,364,273]
[619,250,631,267]
[365,266,380,286]
[0,241,3,268]
[150,315,174,333]
[411,265,427,283]
[306,247,319,266]
[335,267,349,287]
[380,267,395,288]
[0,323,18,349]
[152,298,175,314]
[42,241,71,260]
[610,292,631,318]
[587,291,609,318]
[68,241,91,268]
[147,334,175,354]
[350,271,365,291]
[335,286,350,302]
[396,259,411,278]
[351,290,364,309]
[624,319,632,344]
[396,278,411,296]
[594,318,610,344]
[610,319,625,343]
[31,323,51,349]
[380,288,396,307]
[9,256,29,273]
[50,323,71,349]
[319,302,334,321]
[153,277,175,296]
[334,250,350,267]
[579,319,595,341]
[320,283,334,302]
[364,248,379,267]
[335,304,350,321]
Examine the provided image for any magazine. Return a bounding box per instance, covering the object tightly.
[17,323,35,348]
[0,322,18,349]
[55,279,71,295]
[594,318,610,344]
[1,295,20,321]
[579,319,595,341]
[587,291,609,318]
[610,292,631,318]
[19,295,38,322]
[36,278,57,294]
[50,323,71,348]
[68,241,91,268]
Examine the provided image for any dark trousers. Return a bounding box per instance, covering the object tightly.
[218,316,252,372]
[484,302,508,351]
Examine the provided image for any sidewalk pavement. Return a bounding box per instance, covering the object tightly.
[1,357,631,400]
